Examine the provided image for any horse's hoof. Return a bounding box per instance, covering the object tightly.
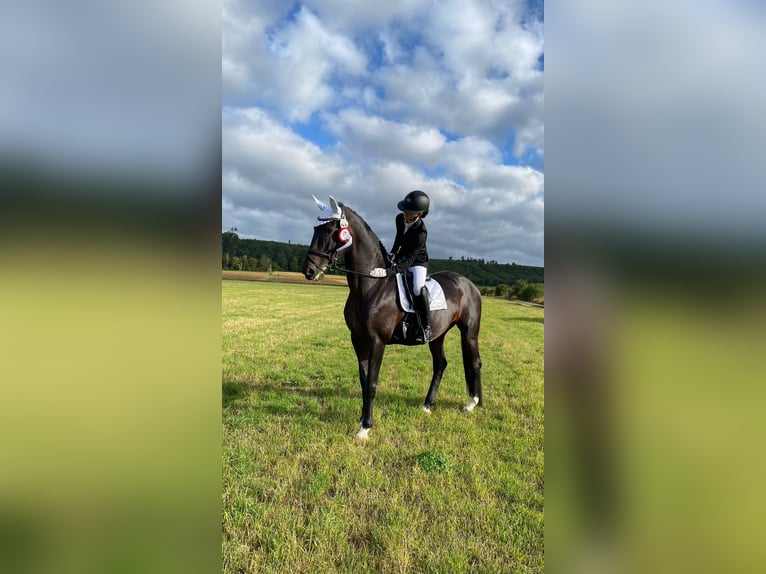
[462,396,480,413]
[354,427,370,441]
[422,405,432,415]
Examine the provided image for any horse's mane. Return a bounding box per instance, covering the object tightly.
[340,204,389,261]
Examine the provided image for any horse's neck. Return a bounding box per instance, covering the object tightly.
[343,208,386,291]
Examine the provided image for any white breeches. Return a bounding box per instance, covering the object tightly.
[408,265,427,293]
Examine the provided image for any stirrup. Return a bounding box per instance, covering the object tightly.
[414,326,431,344]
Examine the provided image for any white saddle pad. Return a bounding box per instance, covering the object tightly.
[395,274,448,313]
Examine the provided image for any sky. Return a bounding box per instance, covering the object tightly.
[222,0,544,266]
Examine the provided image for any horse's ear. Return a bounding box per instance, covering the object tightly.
[313,195,329,212]
[329,196,342,217]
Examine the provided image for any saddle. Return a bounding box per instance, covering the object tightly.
[394,272,447,313]
[389,271,447,346]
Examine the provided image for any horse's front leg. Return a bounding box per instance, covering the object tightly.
[355,337,385,441]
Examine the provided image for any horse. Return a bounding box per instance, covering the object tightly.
[302,196,483,441]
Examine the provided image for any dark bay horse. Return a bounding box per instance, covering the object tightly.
[302,196,483,440]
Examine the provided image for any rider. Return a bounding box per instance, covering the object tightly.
[389,190,431,343]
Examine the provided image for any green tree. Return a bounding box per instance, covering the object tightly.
[509,279,528,299]
[518,282,543,302]
[258,255,272,272]
[222,229,239,257]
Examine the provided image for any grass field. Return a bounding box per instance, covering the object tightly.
[222,278,544,573]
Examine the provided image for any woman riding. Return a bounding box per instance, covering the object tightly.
[389,190,431,343]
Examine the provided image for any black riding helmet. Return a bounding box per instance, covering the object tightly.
[397,190,430,217]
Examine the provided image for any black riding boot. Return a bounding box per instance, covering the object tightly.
[414,287,432,344]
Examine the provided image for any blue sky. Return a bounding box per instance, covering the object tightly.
[223,0,544,266]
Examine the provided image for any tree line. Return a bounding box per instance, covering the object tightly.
[222,231,543,287]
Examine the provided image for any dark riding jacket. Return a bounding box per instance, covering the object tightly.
[390,213,428,269]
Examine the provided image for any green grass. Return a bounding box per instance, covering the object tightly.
[222,280,544,573]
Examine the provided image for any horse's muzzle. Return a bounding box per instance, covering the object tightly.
[304,266,325,282]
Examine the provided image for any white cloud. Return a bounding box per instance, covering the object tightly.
[326,111,543,201]
[369,0,544,152]
[327,109,446,165]
[301,0,425,32]
[223,3,367,120]
[223,0,543,154]
[266,7,367,121]
[223,107,351,205]
[221,1,289,103]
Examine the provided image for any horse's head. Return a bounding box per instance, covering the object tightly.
[302,195,353,281]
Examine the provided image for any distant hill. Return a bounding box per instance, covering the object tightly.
[222,232,543,287]
[428,258,543,286]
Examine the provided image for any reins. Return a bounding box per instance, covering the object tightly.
[307,246,388,279]
[328,260,389,279]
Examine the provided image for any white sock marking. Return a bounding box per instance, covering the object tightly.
[355,427,370,441]
[422,406,432,415]
[462,396,479,413]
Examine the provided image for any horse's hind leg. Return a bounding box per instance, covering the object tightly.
[460,328,483,412]
[422,335,448,414]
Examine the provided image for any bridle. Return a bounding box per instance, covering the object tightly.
[307,211,388,279]
[306,214,351,270]
[305,244,340,271]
